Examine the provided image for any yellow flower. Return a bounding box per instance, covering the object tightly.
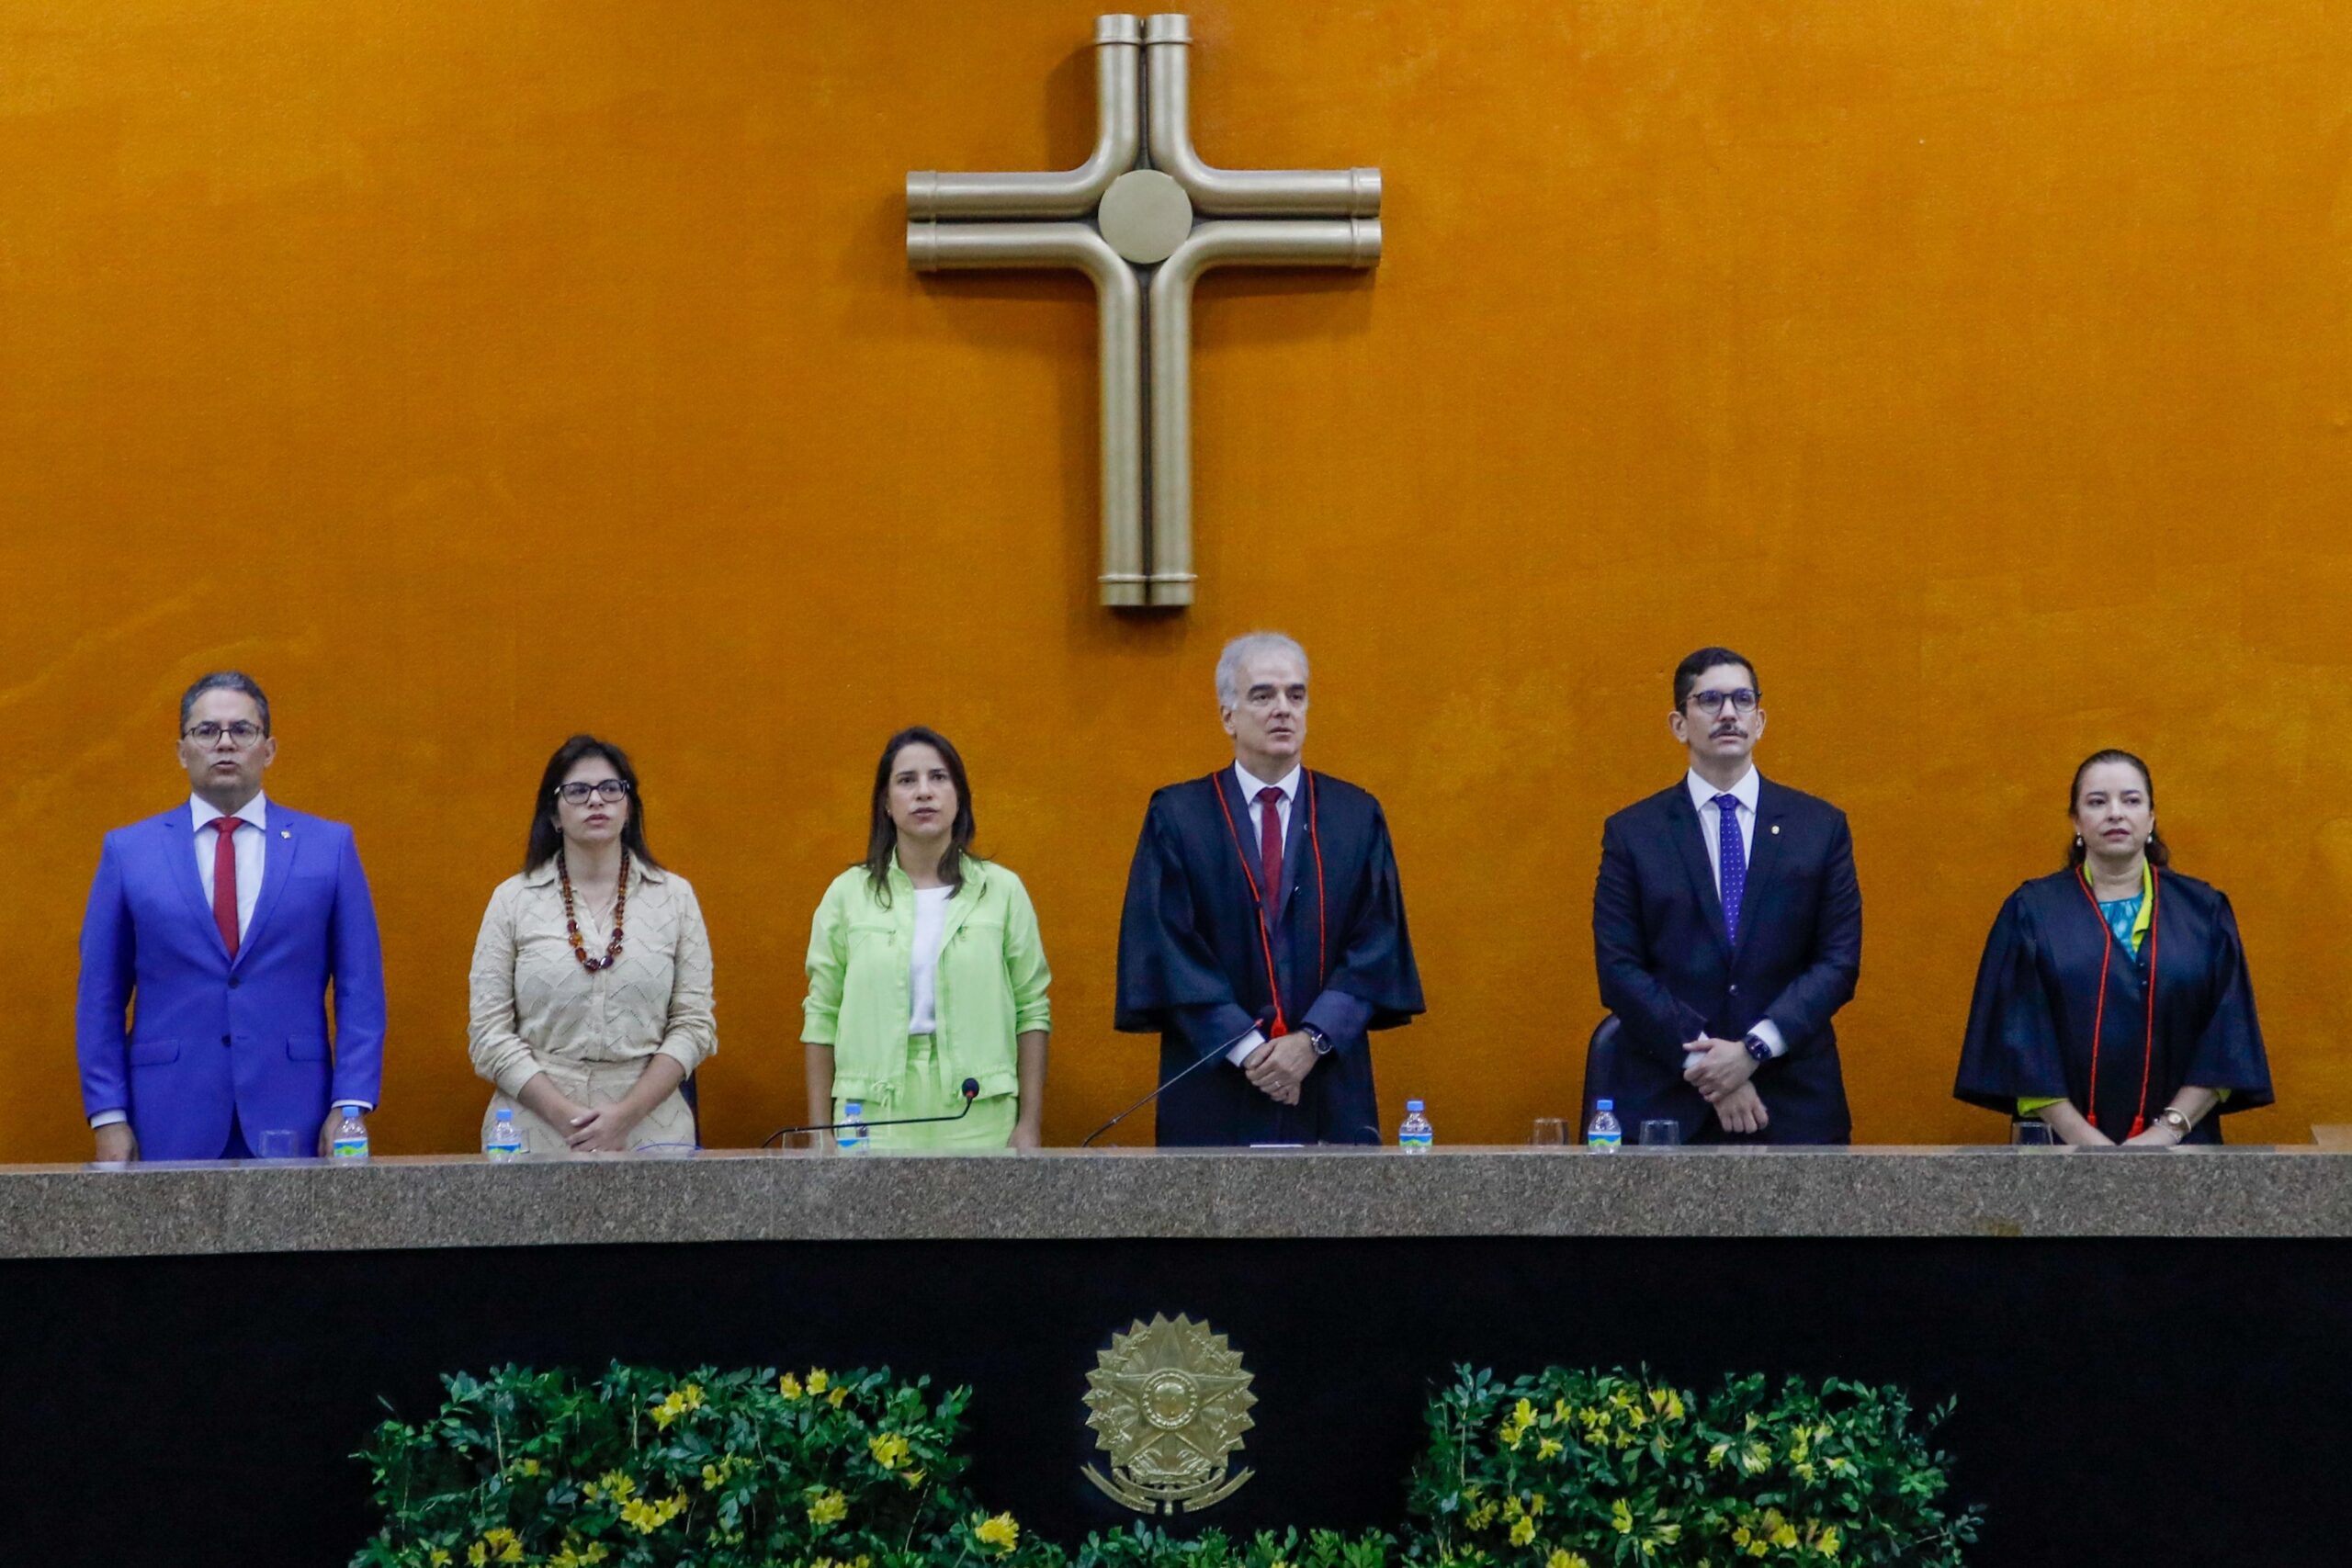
[808,1370,831,1394]
[428,1551,450,1568]
[1647,1387,1685,1423]
[1707,1442,1732,1469]
[808,1489,849,1526]
[780,1372,805,1400]
[467,1545,487,1568]
[1527,1493,1546,1516]
[510,1458,540,1478]
[869,1432,911,1470]
[975,1512,1021,1553]
[1795,1461,1816,1482]
[902,1468,928,1487]
[1535,1437,1563,1462]
[1741,1442,1771,1474]
[1513,1398,1536,1427]
[1770,1522,1798,1550]
[1509,1517,1535,1546]
[1611,1499,1634,1535]
[1546,1552,1590,1568]
[1818,1526,1842,1558]
[1655,1522,1681,1544]
[830,1385,850,1408]
[1465,1503,1498,1530]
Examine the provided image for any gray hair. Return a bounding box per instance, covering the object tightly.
[1215,632,1310,709]
[179,671,272,736]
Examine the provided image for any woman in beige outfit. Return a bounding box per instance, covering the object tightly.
[469,734,715,1154]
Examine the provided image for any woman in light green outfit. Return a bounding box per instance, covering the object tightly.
[801,726,1051,1149]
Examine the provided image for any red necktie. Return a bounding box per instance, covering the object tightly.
[209,818,244,958]
[1257,786,1284,911]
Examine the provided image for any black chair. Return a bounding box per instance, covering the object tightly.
[1578,1014,1621,1134]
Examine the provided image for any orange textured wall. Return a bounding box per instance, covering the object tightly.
[6,1,2348,1159]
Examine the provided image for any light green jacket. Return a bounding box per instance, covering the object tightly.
[801,858,1051,1104]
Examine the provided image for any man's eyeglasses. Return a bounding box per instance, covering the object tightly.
[1687,688,1760,716]
[184,722,266,748]
[554,779,632,806]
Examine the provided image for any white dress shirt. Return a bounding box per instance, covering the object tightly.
[1224,761,1302,1065]
[1681,766,1786,1060]
[192,792,268,941]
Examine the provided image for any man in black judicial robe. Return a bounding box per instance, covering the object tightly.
[1591,647,1862,1144]
[1115,633,1424,1145]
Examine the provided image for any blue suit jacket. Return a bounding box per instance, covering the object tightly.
[1590,777,1861,1144]
[76,803,388,1159]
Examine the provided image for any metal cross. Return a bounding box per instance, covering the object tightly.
[908,14,1383,608]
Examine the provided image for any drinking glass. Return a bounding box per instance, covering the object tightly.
[769,1130,823,1154]
[255,1129,301,1160]
[1638,1120,1684,1148]
[2010,1120,2056,1146]
[1530,1118,1569,1146]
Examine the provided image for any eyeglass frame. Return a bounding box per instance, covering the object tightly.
[1684,687,1762,716]
[552,779,633,806]
[182,721,269,748]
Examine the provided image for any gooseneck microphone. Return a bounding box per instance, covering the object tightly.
[763,1077,981,1148]
[1083,1032,1256,1147]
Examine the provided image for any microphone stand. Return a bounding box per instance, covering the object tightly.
[1083,1037,1247,1147]
[763,1079,980,1148]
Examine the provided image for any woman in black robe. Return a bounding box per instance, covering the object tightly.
[1955,749,2271,1145]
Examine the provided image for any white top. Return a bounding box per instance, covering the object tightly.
[907,885,955,1035]
[1223,761,1304,1065]
[1679,765,1783,1060]
[190,792,268,940]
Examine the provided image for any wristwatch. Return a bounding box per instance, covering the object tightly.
[1302,1025,1333,1056]
[1741,1033,1772,1066]
[2158,1107,2194,1140]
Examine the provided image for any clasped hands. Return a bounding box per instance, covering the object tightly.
[551,1095,648,1152]
[1242,1031,1319,1106]
[1684,1035,1770,1136]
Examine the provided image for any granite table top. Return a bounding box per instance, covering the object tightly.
[3,1145,2348,1259]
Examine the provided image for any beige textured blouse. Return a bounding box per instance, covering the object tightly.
[467,856,718,1104]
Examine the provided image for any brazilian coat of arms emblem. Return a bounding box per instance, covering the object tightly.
[1081,1314,1257,1514]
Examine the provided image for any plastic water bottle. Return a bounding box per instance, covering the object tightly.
[330,1105,370,1161]
[838,1101,870,1152]
[1396,1099,1433,1152]
[1586,1098,1623,1152]
[484,1108,523,1161]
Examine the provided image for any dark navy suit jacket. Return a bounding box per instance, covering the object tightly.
[1590,775,1861,1144]
[75,802,388,1159]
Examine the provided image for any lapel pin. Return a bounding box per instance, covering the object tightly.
[280,829,291,840]
[1770,824,1781,835]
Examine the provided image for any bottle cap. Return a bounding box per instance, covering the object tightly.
[844,1102,865,1115]
[494,1108,514,1121]
[1596,1099,1614,1111]
[1406,1099,1424,1111]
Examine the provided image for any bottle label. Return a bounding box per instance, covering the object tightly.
[331,1137,368,1159]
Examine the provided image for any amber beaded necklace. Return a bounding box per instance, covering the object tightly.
[558,849,628,972]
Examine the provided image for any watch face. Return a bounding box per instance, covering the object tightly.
[1744,1035,1771,1063]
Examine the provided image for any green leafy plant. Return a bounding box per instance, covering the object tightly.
[353,1363,1977,1568]
[351,1361,1059,1568]
[1402,1366,1979,1566]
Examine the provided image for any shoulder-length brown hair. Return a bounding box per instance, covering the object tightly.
[863,726,978,905]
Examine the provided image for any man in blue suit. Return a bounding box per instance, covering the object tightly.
[77,672,387,1160]
[1591,648,1861,1144]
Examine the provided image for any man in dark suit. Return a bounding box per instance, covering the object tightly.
[1590,647,1861,1144]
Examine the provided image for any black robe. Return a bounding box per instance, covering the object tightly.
[1954,868,2272,1141]
[1115,769,1424,1145]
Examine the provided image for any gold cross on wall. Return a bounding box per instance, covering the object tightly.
[908,14,1384,608]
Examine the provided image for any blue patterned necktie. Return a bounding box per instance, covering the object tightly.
[1713,794,1746,945]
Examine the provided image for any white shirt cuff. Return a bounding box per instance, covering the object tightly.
[1225,1028,1267,1066]
[89,1110,128,1129]
[1748,1020,1789,1058]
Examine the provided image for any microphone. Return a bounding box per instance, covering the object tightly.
[1084,1030,1259,1147]
[763,1077,980,1148]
